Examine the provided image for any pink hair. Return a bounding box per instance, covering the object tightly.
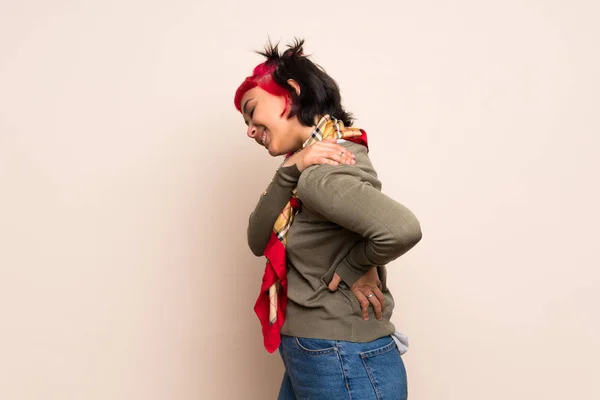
[234,62,290,115]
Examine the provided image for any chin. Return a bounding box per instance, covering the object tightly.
[267,141,295,157]
[268,148,281,157]
[267,145,283,157]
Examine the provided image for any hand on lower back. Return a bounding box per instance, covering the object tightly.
[328,267,385,321]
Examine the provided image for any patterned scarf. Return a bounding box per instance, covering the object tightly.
[254,115,369,353]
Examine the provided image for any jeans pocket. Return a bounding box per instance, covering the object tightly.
[360,339,407,400]
[294,337,338,355]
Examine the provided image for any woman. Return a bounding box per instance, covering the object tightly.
[234,39,422,400]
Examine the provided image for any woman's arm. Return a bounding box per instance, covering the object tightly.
[297,163,422,286]
[247,140,357,256]
[247,165,301,256]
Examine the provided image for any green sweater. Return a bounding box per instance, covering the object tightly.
[248,140,422,342]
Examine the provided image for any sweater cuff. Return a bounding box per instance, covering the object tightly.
[335,258,370,287]
[274,164,302,187]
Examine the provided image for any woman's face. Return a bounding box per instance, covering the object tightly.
[240,87,305,157]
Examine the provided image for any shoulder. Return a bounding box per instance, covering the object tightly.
[297,143,381,199]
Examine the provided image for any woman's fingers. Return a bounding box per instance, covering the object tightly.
[302,140,356,168]
[373,287,385,311]
[328,273,342,291]
[313,141,355,155]
[318,156,339,166]
[353,290,371,320]
[286,141,356,171]
[335,149,355,165]
[351,286,385,321]
[310,147,355,165]
[368,289,384,320]
[316,142,356,158]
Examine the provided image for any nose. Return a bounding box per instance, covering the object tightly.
[247,124,257,139]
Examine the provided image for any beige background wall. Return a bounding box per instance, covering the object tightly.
[1,1,598,399]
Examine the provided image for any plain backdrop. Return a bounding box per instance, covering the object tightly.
[1,1,598,399]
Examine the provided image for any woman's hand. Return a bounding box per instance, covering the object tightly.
[282,139,355,172]
[328,267,385,321]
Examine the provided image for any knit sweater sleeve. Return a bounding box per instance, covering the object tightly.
[296,163,422,286]
[247,164,302,256]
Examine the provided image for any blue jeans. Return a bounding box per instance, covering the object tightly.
[277,335,408,399]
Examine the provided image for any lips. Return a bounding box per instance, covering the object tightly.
[259,130,270,150]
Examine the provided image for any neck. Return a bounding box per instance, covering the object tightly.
[298,114,327,143]
[289,115,327,153]
[298,124,315,145]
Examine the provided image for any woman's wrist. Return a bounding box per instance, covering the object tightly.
[282,154,305,172]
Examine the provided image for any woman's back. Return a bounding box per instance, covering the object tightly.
[281,140,421,341]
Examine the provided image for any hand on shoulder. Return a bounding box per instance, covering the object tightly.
[282,139,356,172]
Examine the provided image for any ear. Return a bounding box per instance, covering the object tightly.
[287,79,301,95]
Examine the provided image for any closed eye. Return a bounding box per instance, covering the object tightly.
[243,104,256,127]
